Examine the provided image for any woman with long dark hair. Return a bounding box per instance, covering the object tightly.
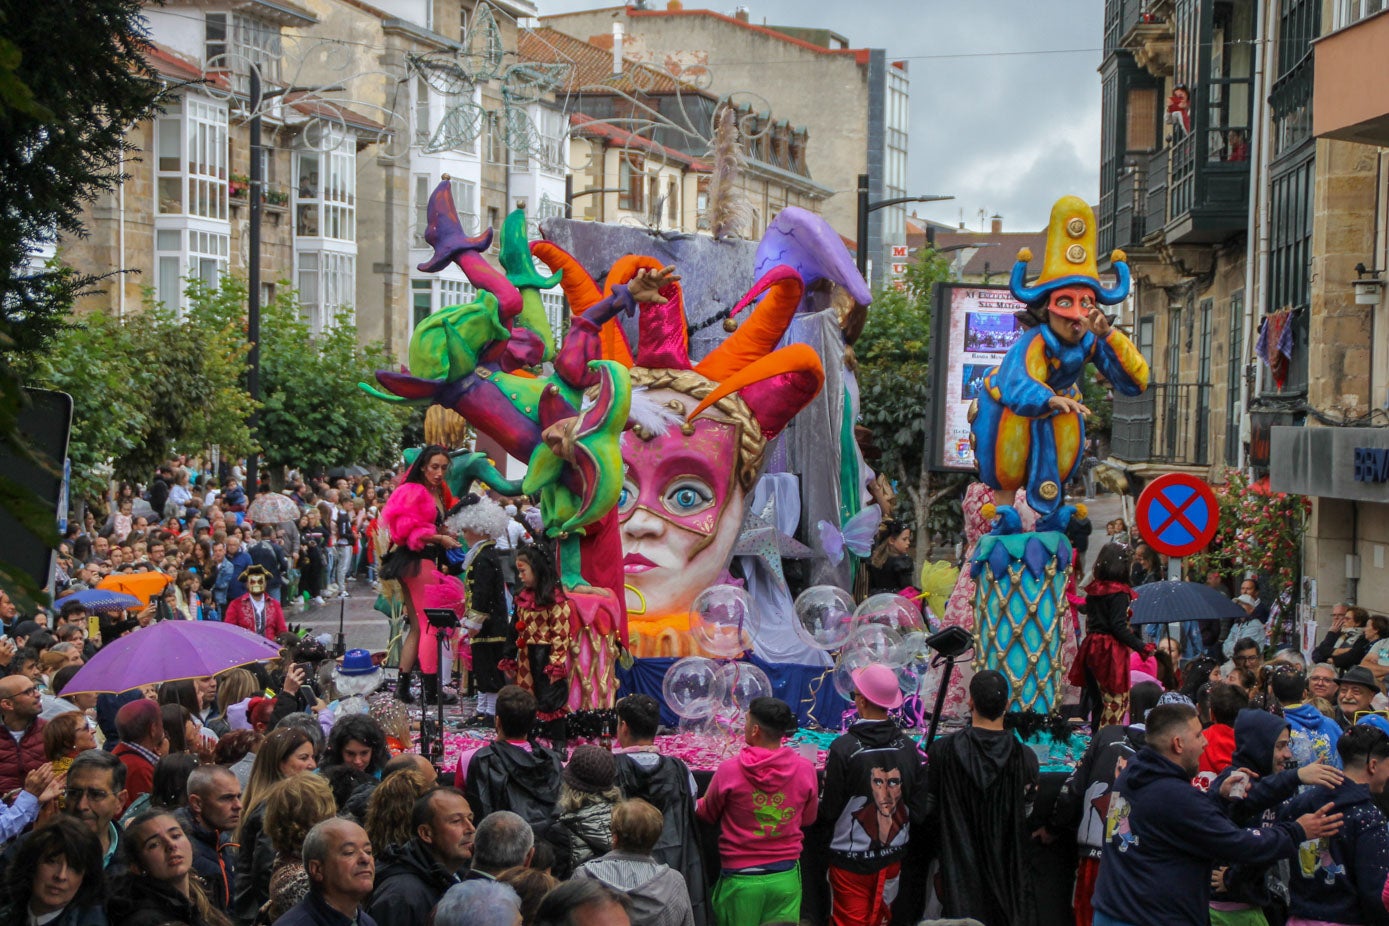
[1067,542,1154,729]
[511,543,571,748]
[379,445,464,704]
[107,810,231,926]
[0,817,106,925]
[865,519,916,596]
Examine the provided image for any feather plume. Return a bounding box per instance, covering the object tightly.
[706,106,752,240]
[626,386,683,437]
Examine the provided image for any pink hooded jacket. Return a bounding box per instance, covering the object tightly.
[695,746,819,870]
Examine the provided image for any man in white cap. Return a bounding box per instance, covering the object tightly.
[815,663,927,926]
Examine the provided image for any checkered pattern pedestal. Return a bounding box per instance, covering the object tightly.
[970,531,1072,713]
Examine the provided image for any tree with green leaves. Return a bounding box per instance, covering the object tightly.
[257,287,411,478]
[16,281,257,504]
[856,249,969,560]
[0,0,163,608]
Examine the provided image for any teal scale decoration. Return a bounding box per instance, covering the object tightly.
[970,531,1072,713]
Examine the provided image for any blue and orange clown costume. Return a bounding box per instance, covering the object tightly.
[970,196,1149,532]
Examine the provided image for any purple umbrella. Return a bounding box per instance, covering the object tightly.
[62,620,283,694]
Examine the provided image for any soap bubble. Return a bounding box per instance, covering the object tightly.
[840,623,905,668]
[662,656,725,719]
[792,585,856,651]
[690,585,756,658]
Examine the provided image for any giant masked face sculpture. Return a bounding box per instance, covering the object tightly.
[531,248,825,655]
[618,369,762,623]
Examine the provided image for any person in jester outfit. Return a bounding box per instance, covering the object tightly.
[969,196,1150,533]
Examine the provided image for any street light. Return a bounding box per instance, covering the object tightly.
[856,172,953,280]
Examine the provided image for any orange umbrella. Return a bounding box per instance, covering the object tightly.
[97,571,172,606]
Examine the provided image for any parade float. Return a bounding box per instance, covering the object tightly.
[363,175,1149,737]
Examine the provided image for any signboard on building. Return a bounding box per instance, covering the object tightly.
[927,283,1028,472]
[1270,424,1389,504]
[891,245,909,259]
[891,262,909,277]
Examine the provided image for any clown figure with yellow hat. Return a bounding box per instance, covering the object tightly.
[970,196,1149,533]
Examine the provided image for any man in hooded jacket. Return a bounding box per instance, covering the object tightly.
[1207,708,1345,925]
[461,686,562,831]
[1280,724,1389,926]
[924,669,1039,926]
[1271,667,1343,770]
[613,694,709,926]
[369,788,475,926]
[1092,702,1345,926]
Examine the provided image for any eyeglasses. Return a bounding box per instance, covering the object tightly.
[62,787,111,803]
[5,686,38,698]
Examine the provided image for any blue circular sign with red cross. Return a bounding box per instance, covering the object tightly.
[1135,473,1219,558]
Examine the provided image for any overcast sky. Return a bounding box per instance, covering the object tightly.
[536,0,1105,232]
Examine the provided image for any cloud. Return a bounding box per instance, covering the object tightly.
[537,0,1105,231]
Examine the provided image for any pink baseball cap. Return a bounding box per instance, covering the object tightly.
[851,663,904,710]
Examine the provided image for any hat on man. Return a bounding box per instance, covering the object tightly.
[852,663,904,710]
[1339,666,1381,693]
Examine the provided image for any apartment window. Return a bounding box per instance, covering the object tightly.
[440,278,477,307]
[487,112,506,164]
[297,250,354,334]
[1278,0,1321,77]
[450,178,478,235]
[695,176,711,230]
[414,174,430,247]
[414,76,431,147]
[1225,290,1244,466]
[619,154,645,212]
[1269,159,1314,316]
[1126,88,1160,151]
[667,178,679,224]
[541,290,566,343]
[154,227,229,313]
[205,12,282,86]
[442,86,477,155]
[205,12,227,67]
[156,98,229,220]
[648,176,661,222]
[412,279,432,331]
[294,138,355,241]
[1167,306,1183,384]
[1137,315,1156,362]
[488,207,500,233]
[1335,0,1386,28]
[458,5,469,42]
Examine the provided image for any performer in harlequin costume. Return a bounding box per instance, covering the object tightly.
[508,543,572,747]
[447,494,513,722]
[970,196,1149,532]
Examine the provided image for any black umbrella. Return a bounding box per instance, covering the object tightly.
[327,465,370,480]
[1130,580,1247,625]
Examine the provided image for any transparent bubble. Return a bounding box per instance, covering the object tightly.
[840,623,905,668]
[716,661,773,713]
[831,644,882,699]
[792,585,856,651]
[853,593,927,638]
[690,585,756,658]
[661,656,726,719]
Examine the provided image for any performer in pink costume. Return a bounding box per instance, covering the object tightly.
[379,445,465,703]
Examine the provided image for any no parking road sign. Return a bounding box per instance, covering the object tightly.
[1135,473,1219,558]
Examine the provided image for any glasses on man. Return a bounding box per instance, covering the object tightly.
[1234,653,1261,665]
[62,787,111,803]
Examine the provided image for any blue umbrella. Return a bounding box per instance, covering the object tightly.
[1130,580,1247,625]
[59,588,142,612]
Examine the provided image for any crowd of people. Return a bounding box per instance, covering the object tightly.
[8,456,1389,926]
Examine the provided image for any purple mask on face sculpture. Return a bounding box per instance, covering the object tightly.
[617,392,746,619]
